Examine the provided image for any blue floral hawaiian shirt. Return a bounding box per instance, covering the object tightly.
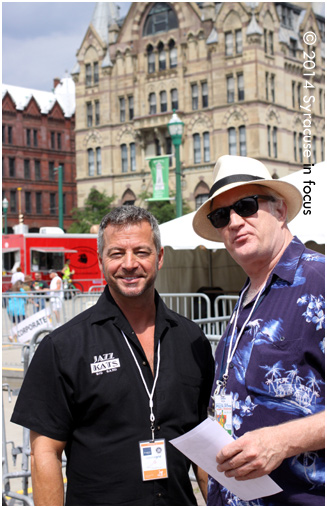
[207,237,325,506]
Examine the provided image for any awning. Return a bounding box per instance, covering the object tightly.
[2,248,20,254]
[30,247,78,254]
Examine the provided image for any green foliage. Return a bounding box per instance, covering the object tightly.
[68,188,115,233]
[138,191,191,224]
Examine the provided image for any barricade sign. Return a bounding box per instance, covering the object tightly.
[9,308,52,343]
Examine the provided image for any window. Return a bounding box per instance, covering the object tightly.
[196,193,209,209]
[160,91,167,112]
[25,192,31,214]
[267,126,271,157]
[312,136,317,164]
[158,42,166,71]
[143,3,178,36]
[8,126,12,144]
[36,192,42,214]
[292,81,296,108]
[235,29,243,54]
[201,82,208,108]
[191,84,198,110]
[9,158,15,178]
[10,190,17,212]
[50,193,56,215]
[321,137,324,161]
[34,160,41,180]
[171,88,178,110]
[88,149,95,176]
[239,126,247,156]
[86,64,92,86]
[297,83,301,109]
[155,138,161,156]
[227,76,234,103]
[264,29,274,55]
[26,129,31,146]
[265,72,269,100]
[33,129,38,147]
[95,101,100,125]
[2,125,5,144]
[228,128,237,155]
[290,39,297,58]
[270,75,275,103]
[87,102,93,127]
[130,143,136,172]
[57,133,62,150]
[49,161,55,181]
[51,132,55,149]
[193,134,201,164]
[225,32,233,56]
[94,62,99,84]
[149,93,157,114]
[96,147,101,175]
[203,132,210,162]
[165,137,172,166]
[237,74,244,101]
[147,45,155,73]
[298,133,303,162]
[272,127,278,158]
[121,144,128,173]
[24,159,30,179]
[128,96,134,120]
[31,249,63,272]
[293,132,297,160]
[169,40,177,68]
[119,98,126,122]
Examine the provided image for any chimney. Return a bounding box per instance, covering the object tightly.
[53,77,61,89]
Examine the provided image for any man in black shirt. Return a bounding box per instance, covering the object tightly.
[11,206,214,506]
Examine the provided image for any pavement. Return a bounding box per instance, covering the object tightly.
[2,345,205,506]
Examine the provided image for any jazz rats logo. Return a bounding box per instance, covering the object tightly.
[90,353,120,375]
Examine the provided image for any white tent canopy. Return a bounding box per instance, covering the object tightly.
[156,162,325,294]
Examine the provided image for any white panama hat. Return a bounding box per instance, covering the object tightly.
[193,155,303,242]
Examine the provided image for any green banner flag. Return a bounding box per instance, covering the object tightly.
[146,156,171,201]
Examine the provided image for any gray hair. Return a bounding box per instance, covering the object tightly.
[97,206,161,256]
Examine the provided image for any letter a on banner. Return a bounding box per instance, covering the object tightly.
[146,156,171,201]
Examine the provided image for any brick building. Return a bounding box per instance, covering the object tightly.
[72,1,324,212]
[2,77,76,233]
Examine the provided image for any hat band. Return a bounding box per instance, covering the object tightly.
[208,174,264,198]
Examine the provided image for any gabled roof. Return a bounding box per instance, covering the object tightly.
[90,2,120,43]
[2,75,75,118]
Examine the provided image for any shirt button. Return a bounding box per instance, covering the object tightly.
[142,361,147,366]
[157,425,161,431]
[156,493,162,498]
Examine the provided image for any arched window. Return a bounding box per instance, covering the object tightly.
[171,88,178,110]
[169,39,177,68]
[158,42,166,71]
[121,144,128,173]
[160,91,167,112]
[147,45,155,73]
[143,3,178,36]
[88,148,95,176]
[149,93,157,115]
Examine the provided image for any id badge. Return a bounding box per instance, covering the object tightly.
[214,393,233,435]
[139,439,168,481]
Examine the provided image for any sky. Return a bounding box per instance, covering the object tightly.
[2,1,132,92]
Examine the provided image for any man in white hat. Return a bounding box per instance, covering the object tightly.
[193,155,325,505]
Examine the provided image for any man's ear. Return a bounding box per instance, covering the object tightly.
[276,199,288,223]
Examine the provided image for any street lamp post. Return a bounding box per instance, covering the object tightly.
[2,197,8,234]
[168,111,184,218]
[54,165,63,230]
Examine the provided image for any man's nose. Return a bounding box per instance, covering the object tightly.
[122,252,138,269]
[228,209,245,228]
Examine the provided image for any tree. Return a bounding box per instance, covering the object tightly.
[138,191,191,224]
[68,188,115,233]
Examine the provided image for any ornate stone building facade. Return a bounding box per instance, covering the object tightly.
[72,2,325,211]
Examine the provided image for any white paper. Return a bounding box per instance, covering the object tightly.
[170,418,282,501]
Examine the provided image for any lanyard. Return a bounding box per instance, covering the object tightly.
[121,330,160,441]
[214,282,265,397]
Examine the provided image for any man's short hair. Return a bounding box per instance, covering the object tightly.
[97,206,161,256]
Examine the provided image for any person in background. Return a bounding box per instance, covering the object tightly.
[32,272,49,311]
[192,155,325,506]
[49,270,64,325]
[61,259,75,290]
[11,206,214,506]
[11,266,24,286]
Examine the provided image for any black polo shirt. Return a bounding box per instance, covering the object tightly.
[11,287,214,506]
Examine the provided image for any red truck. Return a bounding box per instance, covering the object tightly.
[2,230,104,292]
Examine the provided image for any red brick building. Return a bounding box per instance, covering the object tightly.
[2,77,76,233]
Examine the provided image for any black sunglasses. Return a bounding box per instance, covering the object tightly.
[207,195,275,229]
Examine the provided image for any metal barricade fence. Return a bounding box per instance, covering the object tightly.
[213,295,238,337]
